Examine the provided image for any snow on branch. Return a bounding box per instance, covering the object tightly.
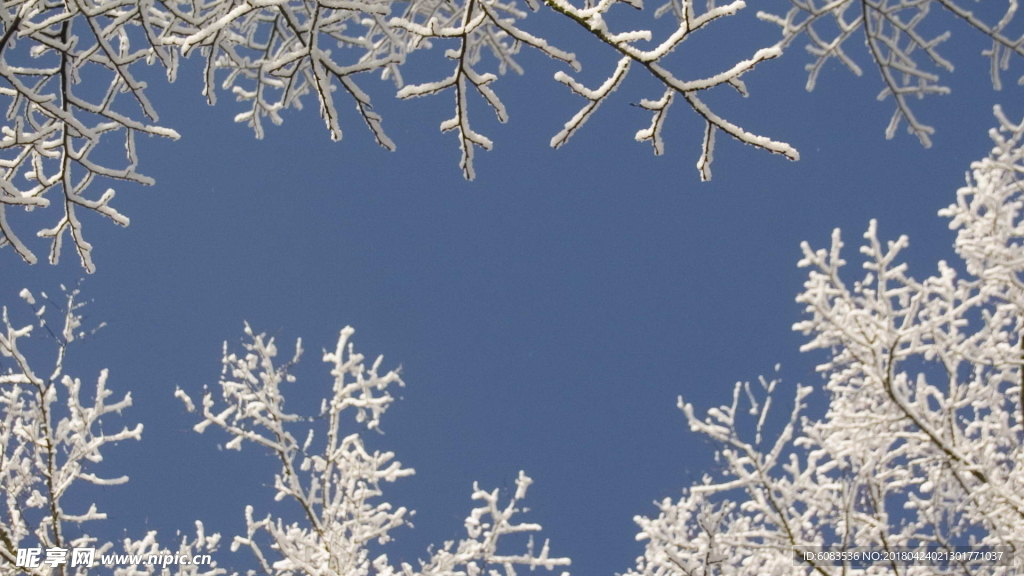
[0,0,180,272]
[0,0,802,270]
[758,0,1024,147]
[625,108,1024,575]
[545,0,798,181]
[392,0,581,179]
[17,0,1019,268]
[2,0,1021,269]
[0,286,567,575]
[0,286,224,576]
[177,323,570,576]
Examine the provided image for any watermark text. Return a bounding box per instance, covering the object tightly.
[16,547,213,569]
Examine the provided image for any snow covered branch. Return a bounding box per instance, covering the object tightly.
[758,0,1024,147]
[4,0,1019,269]
[626,108,1024,575]
[545,0,798,181]
[177,323,569,576]
[0,0,180,271]
[0,286,224,576]
[0,0,803,270]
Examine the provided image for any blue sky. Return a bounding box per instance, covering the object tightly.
[1,4,1021,575]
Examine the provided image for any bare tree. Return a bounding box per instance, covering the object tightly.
[625,107,1024,576]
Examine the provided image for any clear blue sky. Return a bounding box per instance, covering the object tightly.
[1,5,1020,575]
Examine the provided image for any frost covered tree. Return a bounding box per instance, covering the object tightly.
[174,324,569,576]
[760,0,1024,148]
[624,108,1024,576]
[0,288,568,575]
[1,0,1022,271]
[0,286,222,576]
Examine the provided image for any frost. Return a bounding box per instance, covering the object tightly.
[0,287,223,576]
[5,0,1020,269]
[179,323,569,576]
[0,292,567,576]
[0,0,809,270]
[626,109,1024,575]
[545,0,797,176]
[758,0,1024,147]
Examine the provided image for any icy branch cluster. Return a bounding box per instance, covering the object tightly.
[0,294,566,575]
[0,0,805,271]
[2,0,1024,269]
[625,108,1024,575]
[0,286,222,576]
[0,0,181,272]
[759,0,1024,147]
[176,324,569,576]
[543,0,799,182]
[169,0,797,180]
